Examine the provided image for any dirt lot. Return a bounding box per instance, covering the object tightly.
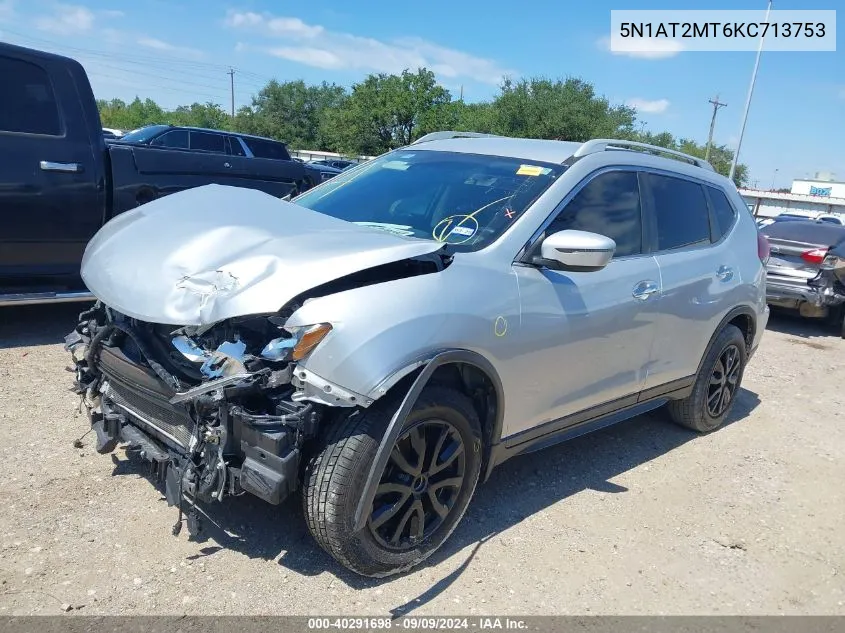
[0,304,843,616]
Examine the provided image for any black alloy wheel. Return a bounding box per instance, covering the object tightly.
[666,324,747,433]
[369,420,467,551]
[706,344,741,418]
[302,385,482,577]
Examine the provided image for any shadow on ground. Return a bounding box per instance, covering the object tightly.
[109,387,761,613]
[765,308,842,340]
[0,303,91,349]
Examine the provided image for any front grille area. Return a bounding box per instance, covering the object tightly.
[106,379,194,448]
[98,345,195,450]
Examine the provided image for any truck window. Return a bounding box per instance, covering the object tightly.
[227,136,247,156]
[242,137,292,161]
[0,56,61,136]
[150,130,189,149]
[190,131,226,154]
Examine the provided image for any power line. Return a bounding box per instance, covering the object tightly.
[84,59,234,94]
[704,94,727,162]
[4,28,274,89]
[85,70,230,102]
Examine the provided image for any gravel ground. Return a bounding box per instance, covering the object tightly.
[0,304,843,616]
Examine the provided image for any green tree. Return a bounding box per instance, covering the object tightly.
[92,70,749,184]
[170,102,230,129]
[329,68,452,155]
[237,80,347,150]
[488,77,637,141]
[98,97,167,131]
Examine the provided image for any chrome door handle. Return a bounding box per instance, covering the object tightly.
[223,162,231,168]
[40,161,82,173]
[716,266,734,282]
[632,280,659,301]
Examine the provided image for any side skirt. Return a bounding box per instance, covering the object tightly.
[487,376,694,475]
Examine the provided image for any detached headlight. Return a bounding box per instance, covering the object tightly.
[260,322,332,362]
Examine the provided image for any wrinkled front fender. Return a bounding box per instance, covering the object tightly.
[285,257,519,406]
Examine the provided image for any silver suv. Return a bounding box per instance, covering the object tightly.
[66,133,769,577]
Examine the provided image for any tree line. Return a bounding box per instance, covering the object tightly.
[98,68,748,186]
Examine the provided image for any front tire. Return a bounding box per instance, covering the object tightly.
[302,386,482,577]
[667,324,747,433]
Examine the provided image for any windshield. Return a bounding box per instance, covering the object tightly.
[294,150,564,251]
[119,125,170,143]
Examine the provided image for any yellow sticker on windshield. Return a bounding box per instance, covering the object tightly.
[516,164,544,176]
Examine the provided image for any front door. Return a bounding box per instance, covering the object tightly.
[507,169,661,437]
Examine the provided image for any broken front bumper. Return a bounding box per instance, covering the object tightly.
[66,324,319,531]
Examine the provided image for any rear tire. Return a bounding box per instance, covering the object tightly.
[302,385,482,577]
[667,324,747,433]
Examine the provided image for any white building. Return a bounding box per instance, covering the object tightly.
[739,171,845,220]
[790,178,845,199]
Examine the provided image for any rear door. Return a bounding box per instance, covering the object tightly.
[0,50,101,282]
[641,173,741,391]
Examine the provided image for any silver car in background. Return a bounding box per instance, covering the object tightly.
[66,133,769,576]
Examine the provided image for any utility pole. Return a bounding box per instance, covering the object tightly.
[228,67,235,117]
[704,94,727,162]
[730,0,773,181]
[459,85,463,102]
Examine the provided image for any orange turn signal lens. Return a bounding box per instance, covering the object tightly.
[291,323,332,361]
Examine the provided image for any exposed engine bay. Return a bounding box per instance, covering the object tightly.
[64,301,333,537]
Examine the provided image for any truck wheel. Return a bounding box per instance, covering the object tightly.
[666,324,747,433]
[302,385,482,577]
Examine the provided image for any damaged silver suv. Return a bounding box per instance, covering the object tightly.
[66,133,769,577]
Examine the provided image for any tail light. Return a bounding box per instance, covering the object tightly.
[757,232,770,264]
[801,248,828,265]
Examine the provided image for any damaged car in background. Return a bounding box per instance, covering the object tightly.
[67,133,768,577]
[760,220,845,337]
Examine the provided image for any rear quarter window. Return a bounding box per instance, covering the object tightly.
[0,56,61,136]
[242,137,292,161]
[707,186,738,241]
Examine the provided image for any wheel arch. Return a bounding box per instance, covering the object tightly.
[352,349,505,531]
[696,306,756,378]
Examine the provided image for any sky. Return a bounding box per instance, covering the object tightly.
[0,0,842,188]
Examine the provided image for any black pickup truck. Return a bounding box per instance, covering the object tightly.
[0,42,321,307]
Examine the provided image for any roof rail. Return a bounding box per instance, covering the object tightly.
[412,131,501,145]
[572,139,715,171]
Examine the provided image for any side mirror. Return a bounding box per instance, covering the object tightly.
[537,230,616,272]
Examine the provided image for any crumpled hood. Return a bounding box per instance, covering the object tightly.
[81,184,444,325]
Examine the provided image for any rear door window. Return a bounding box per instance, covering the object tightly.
[647,174,711,251]
[190,131,226,153]
[0,56,61,135]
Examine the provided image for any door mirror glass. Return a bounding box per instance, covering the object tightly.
[539,230,616,272]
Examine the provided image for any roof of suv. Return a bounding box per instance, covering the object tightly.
[409,133,729,188]
[411,137,583,164]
